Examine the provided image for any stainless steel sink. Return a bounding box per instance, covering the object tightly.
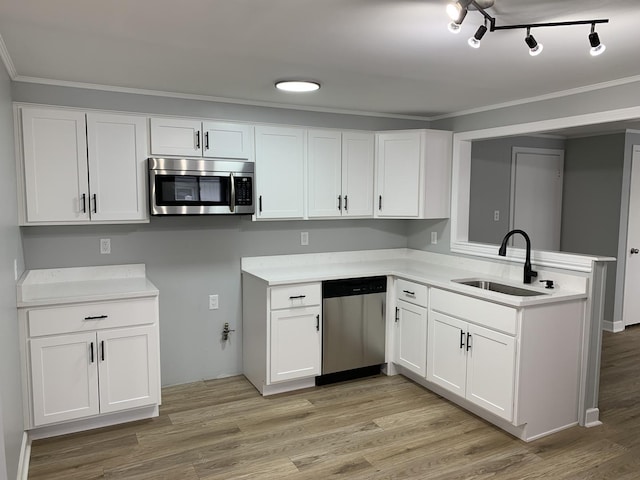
[454,279,548,297]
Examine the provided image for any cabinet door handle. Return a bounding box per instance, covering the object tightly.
[338,195,342,211]
[195,131,201,149]
[259,195,263,213]
[92,193,97,213]
[81,193,87,213]
[395,307,399,323]
[84,315,108,320]
[316,314,320,332]
[460,330,465,349]
[379,195,382,210]
[402,290,415,297]
[90,342,94,363]
[289,295,306,300]
[344,195,348,211]
[205,131,210,150]
[466,332,472,351]
[101,340,105,361]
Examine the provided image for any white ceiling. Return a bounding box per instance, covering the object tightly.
[0,0,639,121]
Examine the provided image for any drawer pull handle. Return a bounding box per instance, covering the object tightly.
[90,342,95,363]
[459,330,465,349]
[101,341,105,361]
[289,295,306,300]
[84,315,108,320]
[466,332,472,352]
[402,290,416,296]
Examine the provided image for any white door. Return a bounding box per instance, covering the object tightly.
[510,147,564,251]
[269,306,321,383]
[623,146,640,327]
[395,300,427,376]
[375,132,422,217]
[465,323,516,421]
[87,113,149,221]
[97,325,160,414]
[426,311,466,396]
[202,121,254,159]
[150,118,202,156]
[30,332,99,426]
[342,132,374,217]
[307,130,342,218]
[21,107,89,223]
[255,126,305,219]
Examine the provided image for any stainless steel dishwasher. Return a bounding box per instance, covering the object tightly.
[318,276,387,385]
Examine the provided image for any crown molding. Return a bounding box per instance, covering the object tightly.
[0,32,17,79]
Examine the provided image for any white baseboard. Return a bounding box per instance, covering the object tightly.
[602,319,625,333]
[16,432,30,480]
[584,408,602,427]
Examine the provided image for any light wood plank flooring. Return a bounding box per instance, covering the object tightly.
[29,326,640,479]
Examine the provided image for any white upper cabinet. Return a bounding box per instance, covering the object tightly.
[19,107,149,225]
[254,126,305,219]
[21,108,89,223]
[307,130,374,219]
[87,113,148,222]
[375,129,452,219]
[150,117,254,160]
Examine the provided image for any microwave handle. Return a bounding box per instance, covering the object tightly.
[229,172,236,213]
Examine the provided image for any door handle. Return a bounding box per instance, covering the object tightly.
[631,248,639,254]
[90,342,94,363]
[259,195,263,213]
[378,195,382,210]
[466,332,472,351]
[195,131,201,149]
[344,195,348,211]
[395,307,399,323]
[338,195,342,211]
[205,131,210,150]
[92,193,97,213]
[460,330,465,349]
[316,314,320,332]
[229,172,236,213]
[81,193,87,213]
[100,340,105,361]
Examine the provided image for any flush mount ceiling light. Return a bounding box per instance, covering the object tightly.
[445,0,609,57]
[274,81,321,93]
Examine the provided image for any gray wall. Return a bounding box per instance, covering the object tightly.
[468,136,567,245]
[0,66,25,478]
[561,134,625,322]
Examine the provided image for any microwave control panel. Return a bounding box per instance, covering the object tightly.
[235,177,253,206]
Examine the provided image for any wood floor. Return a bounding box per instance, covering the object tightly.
[28,325,640,479]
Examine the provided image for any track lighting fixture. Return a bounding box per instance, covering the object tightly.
[445,0,609,57]
[589,23,606,56]
[468,23,488,49]
[525,28,543,56]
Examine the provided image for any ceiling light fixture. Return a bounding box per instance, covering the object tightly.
[525,28,543,56]
[468,21,488,48]
[445,0,609,57]
[589,23,606,56]
[275,81,321,93]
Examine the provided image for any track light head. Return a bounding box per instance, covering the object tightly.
[589,30,606,56]
[525,30,543,56]
[468,24,488,49]
[446,1,472,21]
[448,22,462,34]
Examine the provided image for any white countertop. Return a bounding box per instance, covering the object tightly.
[241,249,589,307]
[17,264,159,307]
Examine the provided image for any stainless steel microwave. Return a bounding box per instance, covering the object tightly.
[148,157,254,215]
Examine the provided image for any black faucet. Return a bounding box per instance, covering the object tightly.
[498,229,538,284]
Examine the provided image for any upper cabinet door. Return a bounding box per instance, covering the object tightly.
[149,117,202,156]
[342,132,374,217]
[87,113,149,222]
[307,130,342,218]
[202,121,254,160]
[375,132,422,218]
[21,107,89,223]
[254,126,305,219]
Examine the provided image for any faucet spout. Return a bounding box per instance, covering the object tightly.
[498,229,538,284]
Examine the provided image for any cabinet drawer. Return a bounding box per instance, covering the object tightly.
[396,279,428,307]
[28,297,157,337]
[270,283,321,310]
[430,289,517,336]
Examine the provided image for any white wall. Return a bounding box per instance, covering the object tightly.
[0,64,25,479]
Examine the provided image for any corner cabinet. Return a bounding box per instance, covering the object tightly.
[18,107,149,225]
[375,129,452,219]
[20,295,161,433]
[242,275,321,395]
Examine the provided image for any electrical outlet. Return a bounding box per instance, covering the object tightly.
[301,231,309,246]
[100,238,111,254]
[431,231,438,245]
[209,294,219,310]
[494,210,500,221]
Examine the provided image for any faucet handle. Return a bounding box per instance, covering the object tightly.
[539,279,554,289]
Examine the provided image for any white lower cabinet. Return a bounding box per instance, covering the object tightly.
[394,300,427,377]
[428,310,515,421]
[22,297,160,429]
